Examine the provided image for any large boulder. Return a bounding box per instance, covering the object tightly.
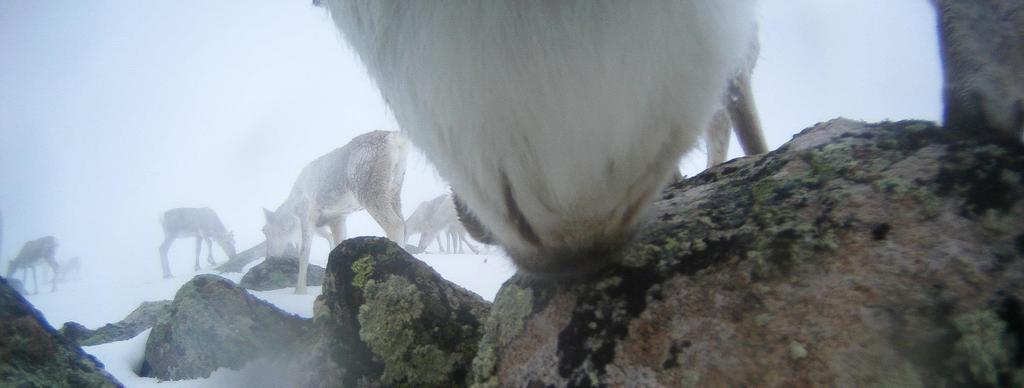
[0,277,123,387]
[308,237,491,387]
[240,256,326,291]
[139,274,312,381]
[471,119,1024,387]
[60,300,171,346]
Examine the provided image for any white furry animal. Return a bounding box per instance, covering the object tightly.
[159,207,237,278]
[932,0,1024,140]
[6,236,59,294]
[263,130,407,293]
[325,1,757,278]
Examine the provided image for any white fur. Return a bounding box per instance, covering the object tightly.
[326,1,756,272]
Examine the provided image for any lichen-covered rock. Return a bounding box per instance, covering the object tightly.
[308,237,491,387]
[471,119,1024,387]
[61,300,171,346]
[140,274,312,381]
[240,256,326,291]
[0,277,123,387]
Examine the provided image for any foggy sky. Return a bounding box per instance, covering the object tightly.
[0,1,941,277]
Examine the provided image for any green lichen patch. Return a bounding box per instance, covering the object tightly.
[359,275,459,386]
[950,310,1013,386]
[317,237,491,388]
[351,255,375,289]
[470,281,536,387]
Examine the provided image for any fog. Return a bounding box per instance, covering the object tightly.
[1,1,941,283]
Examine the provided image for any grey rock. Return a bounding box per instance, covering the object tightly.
[140,274,312,381]
[0,276,123,387]
[60,300,171,346]
[307,237,491,387]
[471,119,1024,387]
[240,256,325,291]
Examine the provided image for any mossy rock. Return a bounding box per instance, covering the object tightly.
[471,119,1024,387]
[240,257,326,291]
[139,275,312,381]
[0,276,123,387]
[307,237,491,387]
[61,300,171,347]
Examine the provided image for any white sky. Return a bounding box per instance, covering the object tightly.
[0,1,942,278]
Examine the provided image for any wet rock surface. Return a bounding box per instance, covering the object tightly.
[0,276,123,387]
[307,237,491,387]
[139,274,312,381]
[240,256,325,291]
[60,300,171,346]
[471,119,1024,387]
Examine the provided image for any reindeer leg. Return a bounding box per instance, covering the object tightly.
[159,236,175,278]
[31,266,38,294]
[194,237,203,271]
[206,237,216,265]
[725,70,768,156]
[366,198,407,246]
[331,215,346,248]
[706,108,732,168]
[461,233,480,254]
[48,256,58,292]
[295,216,313,294]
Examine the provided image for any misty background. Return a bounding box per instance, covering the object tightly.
[0,1,941,281]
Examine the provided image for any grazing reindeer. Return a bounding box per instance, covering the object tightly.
[405,194,453,253]
[263,130,407,294]
[56,256,81,282]
[445,221,480,255]
[158,207,237,278]
[706,35,768,168]
[932,0,1024,141]
[324,1,758,278]
[6,236,59,294]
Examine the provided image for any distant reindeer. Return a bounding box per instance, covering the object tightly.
[263,130,408,294]
[406,194,453,253]
[407,194,482,254]
[444,221,480,255]
[6,236,59,294]
[158,207,237,278]
[933,0,1024,141]
[56,256,81,282]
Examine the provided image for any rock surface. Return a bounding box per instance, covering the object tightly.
[308,237,491,387]
[240,256,325,291]
[0,276,123,387]
[471,119,1024,387]
[215,241,266,273]
[60,300,171,346]
[140,274,312,381]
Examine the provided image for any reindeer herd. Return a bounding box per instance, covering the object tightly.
[5,1,1022,293]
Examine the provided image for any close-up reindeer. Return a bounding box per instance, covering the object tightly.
[321,0,1023,280]
[262,130,408,294]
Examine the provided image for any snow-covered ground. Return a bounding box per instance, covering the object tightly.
[20,251,515,387]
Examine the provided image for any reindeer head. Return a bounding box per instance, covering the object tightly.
[217,231,238,258]
[262,208,299,259]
